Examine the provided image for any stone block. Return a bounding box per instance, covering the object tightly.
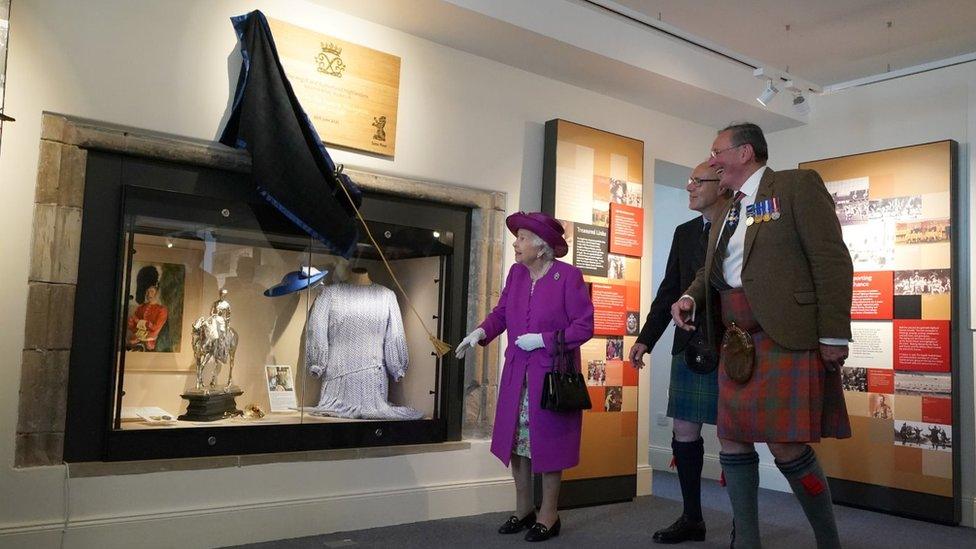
[489,208,508,241]
[464,392,483,426]
[490,191,506,212]
[40,113,68,142]
[29,204,83,284]
[17,350,70,433]
[65,122,125,150]
[486,345,500,383]
[48,284,77,349]
[15,432,64,467]
[23,283,75,350]
[59,146,87,208]
[34,141,63,205]
[23,283,50,350]
[485,384,499,429]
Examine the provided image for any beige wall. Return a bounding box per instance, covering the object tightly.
[0,0,716,545]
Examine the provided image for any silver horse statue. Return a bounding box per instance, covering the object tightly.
[191,289,240,393]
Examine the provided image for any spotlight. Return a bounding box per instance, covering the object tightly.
[756,79,779,106]
[792,93,810,116]
[432,231,441,238]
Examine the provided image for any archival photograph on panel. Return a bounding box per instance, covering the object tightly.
[841,366,868,392]
[894,269,951,295]
[894,420,951,452]
[843,221,895,270]
[827,177,870,225]
[895,219,950,245]
[894,372,951,398]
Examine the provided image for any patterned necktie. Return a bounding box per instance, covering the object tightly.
[697,221,711,264]
[709,191,746,290]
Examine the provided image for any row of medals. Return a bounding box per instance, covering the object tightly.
[745,197,781,226]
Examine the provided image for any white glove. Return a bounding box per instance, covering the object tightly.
[455,328,486,359]
[515,333,545,351]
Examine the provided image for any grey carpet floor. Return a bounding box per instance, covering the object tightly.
[227,471,976,548]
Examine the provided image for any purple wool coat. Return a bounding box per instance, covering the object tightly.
[480,260,595,473]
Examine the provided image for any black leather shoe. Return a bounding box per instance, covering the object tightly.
[524,518,560,542]
[652,515,706,544]
[498,511,536,534]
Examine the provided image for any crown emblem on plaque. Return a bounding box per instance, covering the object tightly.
[316,42,346,78]
[323,42,342,56]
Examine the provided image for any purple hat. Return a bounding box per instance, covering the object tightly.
[506,211,569,258]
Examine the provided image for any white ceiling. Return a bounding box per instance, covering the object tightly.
[612,0,976,85]
[312,0,976,132]
[316,0,810,131]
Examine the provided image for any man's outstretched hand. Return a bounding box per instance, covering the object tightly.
[671,297,695,332]
[628,342,649,369]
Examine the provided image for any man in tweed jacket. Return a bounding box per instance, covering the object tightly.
[672,123,853,548]
[629,161,727,544]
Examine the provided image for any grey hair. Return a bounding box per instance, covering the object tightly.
[526,231,555,261]
[720,122,768,162]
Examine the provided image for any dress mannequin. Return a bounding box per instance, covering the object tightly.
[305,268,423,420]
[348,267,372,286]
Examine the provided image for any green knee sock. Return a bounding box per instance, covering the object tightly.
[776,446,841,549]
[720,451,761,548]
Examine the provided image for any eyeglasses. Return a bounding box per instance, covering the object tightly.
[709,143,745,158]
[688,177,720,187]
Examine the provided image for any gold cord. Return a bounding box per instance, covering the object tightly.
[333,166,453,357]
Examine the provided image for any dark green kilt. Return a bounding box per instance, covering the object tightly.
[666,354,719,425]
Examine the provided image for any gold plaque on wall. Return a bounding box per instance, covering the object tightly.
[267,18,401,157]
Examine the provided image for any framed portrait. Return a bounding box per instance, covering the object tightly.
[122,236,213,373]
[126,261,185,352]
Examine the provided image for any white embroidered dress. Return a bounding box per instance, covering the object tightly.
[305,283,424,420]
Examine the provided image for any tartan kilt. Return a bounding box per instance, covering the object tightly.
[666,354,719,425]
[717,288,852,443]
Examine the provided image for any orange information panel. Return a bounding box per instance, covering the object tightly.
[542,119,644,506]
[867,368,894,393]
[609,203,644,257]
[893,319,950,372]
[852,271,893,320]
[803,140,959,524]
[592,283,627,336]
[922,396,952,424]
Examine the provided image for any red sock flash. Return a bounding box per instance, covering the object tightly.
[799,472,825,496]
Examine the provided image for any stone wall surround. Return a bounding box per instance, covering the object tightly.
[16,112,505,468]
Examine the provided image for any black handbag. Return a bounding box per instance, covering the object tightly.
[541,330,592,412]
[683,316,720,375]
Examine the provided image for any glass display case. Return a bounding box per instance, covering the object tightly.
[64,152,469,461]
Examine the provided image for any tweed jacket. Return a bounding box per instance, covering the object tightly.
[685,168,853,350]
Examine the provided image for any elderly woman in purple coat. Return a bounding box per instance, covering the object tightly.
[456,211,594,542]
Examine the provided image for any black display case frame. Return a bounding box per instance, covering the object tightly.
[63,151,471,462]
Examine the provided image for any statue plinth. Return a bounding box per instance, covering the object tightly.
[178,388,244,422]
